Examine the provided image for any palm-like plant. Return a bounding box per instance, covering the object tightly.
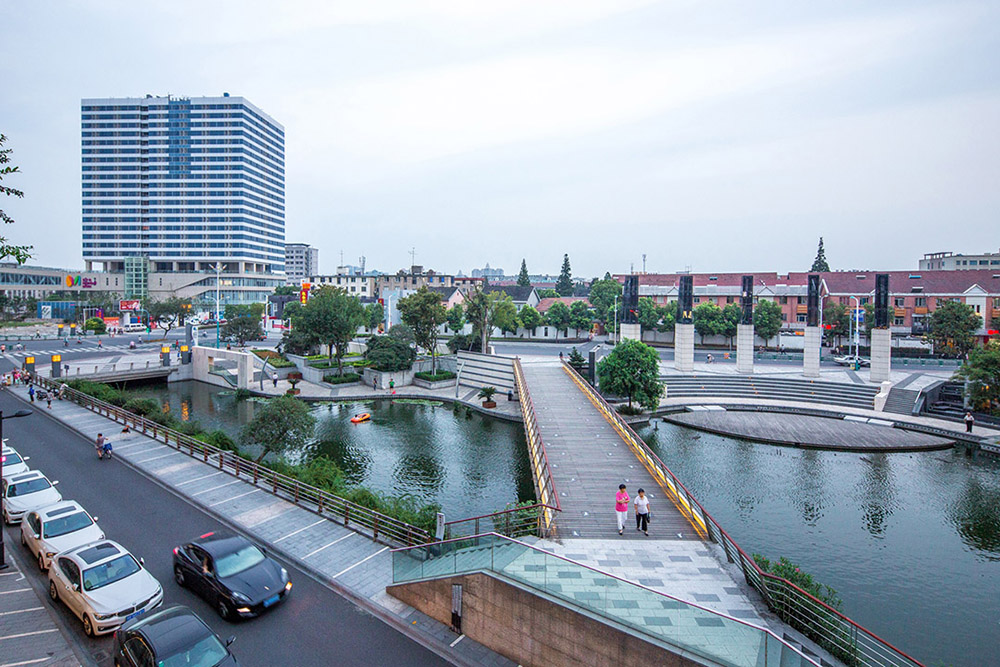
[477,386,498,402]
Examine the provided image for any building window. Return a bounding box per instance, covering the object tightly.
[894,297,904,307]
[796,314,806,322]
[796,296,805,305]
[779,296,788,304]
[915,297,926,307]
[894,317,905,326]
[781,313,787,321]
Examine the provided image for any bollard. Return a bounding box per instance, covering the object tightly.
[161,346,170,367]
[23,356,35,376]
[51,354,62,378]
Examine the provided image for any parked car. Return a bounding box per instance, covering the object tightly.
[48,540,163,636]
[114,605,240,667]
[21,500,105,570]
[833,355,871,367]
[2,470,62,525]
[1,444,31,479]
[172,531,291,620]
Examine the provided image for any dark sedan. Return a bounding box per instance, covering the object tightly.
[172,531,292,620]
[114,604,239,667]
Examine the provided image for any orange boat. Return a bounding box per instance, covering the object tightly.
[350,413,371,424]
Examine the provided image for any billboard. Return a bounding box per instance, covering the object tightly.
[119,300,142,311]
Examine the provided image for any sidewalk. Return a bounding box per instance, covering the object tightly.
[7,384,514,667]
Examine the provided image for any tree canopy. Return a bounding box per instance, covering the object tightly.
[596,339,664,409]
[555,254,574,296]
[823,302,850,346]
[753,300,783,347]
[954,340,1000,414]
[929,300,982,357]
[693,302,725,342]
[464,287,516,352]
[636,297,662,332]
[397,287,447,371]
[0,134,32,264]
[446,303,465,333]
[291,287,366,372]
[516,259,531,287]
[588,277,622,321]
[810,237,831,272]
[147,296,192,336]
[545,301,572,336]
[518,304,543,333]
[364,302,384,331]
[365,334,416,371]
[222,303,263,346]
[240,395,316,463]
[568,300,593,332]
[720,303,742,344]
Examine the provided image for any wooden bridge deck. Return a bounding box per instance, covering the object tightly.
[520,363,700,541]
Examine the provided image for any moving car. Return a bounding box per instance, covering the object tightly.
[2,470,62,524]
[1,444,30,479]
[21,500,105,570]
[833,355,871,367]
[48,540,163,636]
[172,531,291,620]
[114,605,240,667]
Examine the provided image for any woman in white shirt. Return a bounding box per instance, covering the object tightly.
[634,488,650,535]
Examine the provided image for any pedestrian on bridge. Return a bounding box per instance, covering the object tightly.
[965,411,975,433]
[634,488,650,536]
[615,484,630,536]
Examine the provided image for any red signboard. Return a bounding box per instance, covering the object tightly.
[119,300,141,311]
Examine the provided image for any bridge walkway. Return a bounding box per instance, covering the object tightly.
[519,362,700,540]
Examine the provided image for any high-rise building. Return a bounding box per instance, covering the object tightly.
[81,94,286,304]
[285,243,319,285]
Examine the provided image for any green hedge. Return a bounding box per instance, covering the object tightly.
[251,349,295,368]
[323,373,361,385]
[414,370,456,382]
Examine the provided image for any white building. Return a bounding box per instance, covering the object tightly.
[920,250,1000,271]
[285,243,319,285]
[308,272,376,297]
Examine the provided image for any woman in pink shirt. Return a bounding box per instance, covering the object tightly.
[615,484,630,535]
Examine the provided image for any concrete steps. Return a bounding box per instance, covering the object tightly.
[457,350,517,394]
[661,375,878,410]
[882,388,919,415]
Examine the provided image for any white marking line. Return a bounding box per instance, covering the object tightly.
[273,519,326,544]
[302,532,355,559]
[0,589,31,595]
[133,451,182,464]
[0,658,54,667]
[191,479,242,497]
[332,547,389,579]
[449,634,465,648]
[0,607,42,617]
[176,471,224,487]
[208,488,261,507]
[114,441,159,453]
[0,629,59,641]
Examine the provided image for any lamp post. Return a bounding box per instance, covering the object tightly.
[212,263,222,349]
[850,296,861,362]
[613,295,619,345]
[0,408,33,570]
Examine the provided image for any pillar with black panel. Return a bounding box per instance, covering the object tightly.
[620,275,641,342]
[870,274,892,382]
[180,345,191,365]
[675,275,695,372]
[23,356,35,377]
[737,275,755,373]
[51,355,62,378]
[803,275,821,378]
[160,346,171,367]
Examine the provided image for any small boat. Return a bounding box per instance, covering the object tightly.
[351,413,371,424]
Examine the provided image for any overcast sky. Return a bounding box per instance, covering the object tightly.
[1,1,998,278]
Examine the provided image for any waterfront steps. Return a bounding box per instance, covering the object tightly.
[457,350,517,395]
[660,375,879,411]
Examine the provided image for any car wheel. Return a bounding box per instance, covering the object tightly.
[3,511,10,526]
[38,552,46,571]
[83,614,95,637]
[174,565,185,587]
[216,597,231,620]
[48,580,59,603]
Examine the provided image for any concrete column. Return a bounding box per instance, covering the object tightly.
[619,323,641,343]
[675,323,695,372]
[870,328,891,382]
[736,324,754,374]
[237,352,253,389]
[803,326,821,378]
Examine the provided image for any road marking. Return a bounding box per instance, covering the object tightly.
[0,607,42,617]
[133,451,181,464]
[449,634,465,648]
[332,546,389,578]
[191,479,242,496]
[208,488,261,507]
[114,441,159,452]
[0,658,55,667]
[303,532,355,559]
[273,519,326,543]
[0,589,31,595]
[176,471,224,486]
[0,629,59,641]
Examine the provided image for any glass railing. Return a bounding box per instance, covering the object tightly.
[392,534,819,667]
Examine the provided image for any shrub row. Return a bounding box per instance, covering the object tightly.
[323,373,361,385]
[414,370,456,382]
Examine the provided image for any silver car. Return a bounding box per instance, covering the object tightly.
[1,444,31,480]
[48,540,163,637]
[2,470,62,525]
[21,500,105,571]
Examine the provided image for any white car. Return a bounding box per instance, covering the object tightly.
[21,500,105,571]
[1,444,31,479]
[48,540,163,637]
[2,470,62,525]
[833,355,871,367]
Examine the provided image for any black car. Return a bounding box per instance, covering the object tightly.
[114,604,239,667]
[172,531,291,620]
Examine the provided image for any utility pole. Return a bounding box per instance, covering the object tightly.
[409,247,416,271]
[642,254,647,274]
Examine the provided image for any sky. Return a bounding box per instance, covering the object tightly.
[1,1,998,278]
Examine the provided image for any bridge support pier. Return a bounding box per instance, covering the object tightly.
[870,328,891,382]
[736,324,754,374]
[675,323,694,372]
[803,326,820,378]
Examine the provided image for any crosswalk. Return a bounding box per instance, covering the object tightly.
[2,343,164,359]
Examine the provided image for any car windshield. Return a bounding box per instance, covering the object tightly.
[158,633,228,667]
[44,512,93,538]
[82,554,141,591]
[215,544,265,578]
[8,478,50,497]
[1,451,22,465]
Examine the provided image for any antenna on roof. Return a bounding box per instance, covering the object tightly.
[642,254,647,274]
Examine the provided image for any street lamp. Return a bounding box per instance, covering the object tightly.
[0,408,33,570]
[613,295,619,345]
[850,296,861,363]
[212,263,222,349]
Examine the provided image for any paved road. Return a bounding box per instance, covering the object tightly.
[0,392,446,667]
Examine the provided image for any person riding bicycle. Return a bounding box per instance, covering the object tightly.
[95,432,112,459]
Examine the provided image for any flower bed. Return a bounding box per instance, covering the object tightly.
[251,349,295,368]
[323,373,361,385]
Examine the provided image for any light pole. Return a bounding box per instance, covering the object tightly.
[0,408,33,570]
[212,263,222,349]
[850,296,861,362]
[613,295,619,345]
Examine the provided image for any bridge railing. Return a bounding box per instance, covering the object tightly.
[511,358,560,535]
[443,503,560,540]
[561,362,924,667]
[29,376,432,547]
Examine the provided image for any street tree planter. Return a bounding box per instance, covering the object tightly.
[286,373,302,396]
[478,385,498,409]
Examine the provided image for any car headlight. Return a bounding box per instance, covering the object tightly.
[231,592,251,604]
[94,612,116,621]
[280,567,288,582]
[45,552,57,558]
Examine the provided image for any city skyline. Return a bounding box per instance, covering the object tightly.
[1,1,999,277]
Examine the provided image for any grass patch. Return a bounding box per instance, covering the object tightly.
[393,399,444,407]
[323,373,361,385]
[414,370,456,382]
[251,349,295,368]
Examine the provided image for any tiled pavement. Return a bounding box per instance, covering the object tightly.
[9,384,515,667]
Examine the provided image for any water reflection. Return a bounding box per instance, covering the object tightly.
[854,454,896,538]
[951,476,1000,559]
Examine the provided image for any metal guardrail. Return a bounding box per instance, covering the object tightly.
[444,503,560,540]
[511,358,560,535]
[31,376,432,547]
[561,362,924,667]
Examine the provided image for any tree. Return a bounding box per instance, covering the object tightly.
[538,288,559,298]
[518,304,543,335]
[147,296,192,336]
[596,339,664,409]
[823,302,850,347]
[568,300,593,334]
[388,323,415,346]
[222,305,263,346]
[721,303,742,346]
[365,335,416,371]
[516,259,531,288]
[446,304,465,333]
[658,302,677,333]
[240,395,316,463]
[397,287,447,372]
[636,298,662,332]
[545,301,572,337]
[464,287,516,352]
[589,277,622,321]
[84,317,106,334]
[364,302,384,332]
[954,341,1000,414]
[0,134,32,264]
[753,300,783,348]
[494,299,520,337]
[810,237,830,272]
[693,302,724,343]
[929,300,982,357]
[293,287,366,373]
[555,254,574,296]
[273,285,298,296]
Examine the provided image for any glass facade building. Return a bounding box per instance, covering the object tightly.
[81,94,286,284]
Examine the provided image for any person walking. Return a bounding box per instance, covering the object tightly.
[46,392,52,409]
[615,484,630,536]
[389,378,395,393]
[28,384,35,403]
[965,411,975,433]
[634,488,650,536]
[372,376,378,392]
[272,372,278,388]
